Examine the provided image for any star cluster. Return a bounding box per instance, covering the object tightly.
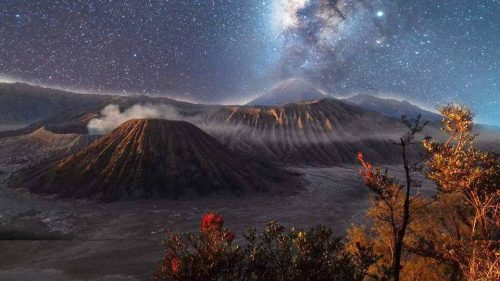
[0,0,498,124]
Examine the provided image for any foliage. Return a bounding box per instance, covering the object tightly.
[154,212,377,281]
[153,212,241,281]
[354,115,428,281]
[419,104,500,280]
[350,104,500,280]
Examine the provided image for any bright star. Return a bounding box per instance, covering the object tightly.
[376,11,384,17]
[15,14,21,18]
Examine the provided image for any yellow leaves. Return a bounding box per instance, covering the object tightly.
[428,143,498,195]
[420,104,500,279]
[424,105,497,195]
[439,104,474,135]
[422,137,434,152]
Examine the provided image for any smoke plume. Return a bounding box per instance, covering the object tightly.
[87,104,183,135]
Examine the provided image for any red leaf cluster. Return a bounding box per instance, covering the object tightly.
[200,212,224,232]
[171,256,181,274]
[357,152,375,187]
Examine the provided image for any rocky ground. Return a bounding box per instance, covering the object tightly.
[0,164,399,281]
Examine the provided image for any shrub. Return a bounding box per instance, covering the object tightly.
[153,212,241,281]
[153,212,377,281]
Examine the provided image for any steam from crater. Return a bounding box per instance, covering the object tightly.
[87,104,183,135]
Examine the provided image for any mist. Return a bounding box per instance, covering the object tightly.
[87,104,184,135]
[87,103,410,146]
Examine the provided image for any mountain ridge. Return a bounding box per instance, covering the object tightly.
[343,93,441,122]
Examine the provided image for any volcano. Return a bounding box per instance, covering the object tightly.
[11,119,288,201]
[247,79,326,106]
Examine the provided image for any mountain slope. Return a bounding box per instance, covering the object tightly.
[343,94,440,122]
[247,79,326,106]
[200,98,423,164]
[0,127,95,167]
[11,119,289,201]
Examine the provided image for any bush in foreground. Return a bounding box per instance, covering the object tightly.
[153,212,377,281]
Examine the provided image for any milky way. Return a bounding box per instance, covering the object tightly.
[0,0,498,124]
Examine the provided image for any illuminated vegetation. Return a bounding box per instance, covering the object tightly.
[418,104,499,280]
[350,105,499,280]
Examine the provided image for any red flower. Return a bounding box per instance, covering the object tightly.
[200,212,224,232]
[171,256,181,274]
[224,231,235,242]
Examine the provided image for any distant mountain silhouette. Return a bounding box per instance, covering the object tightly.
[247,79,326,106]
[343,94,440,122]
[0,82,109,125]
[0,82,218,137]
[11,119,289,201]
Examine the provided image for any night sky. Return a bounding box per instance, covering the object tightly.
[0,1,498,125]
